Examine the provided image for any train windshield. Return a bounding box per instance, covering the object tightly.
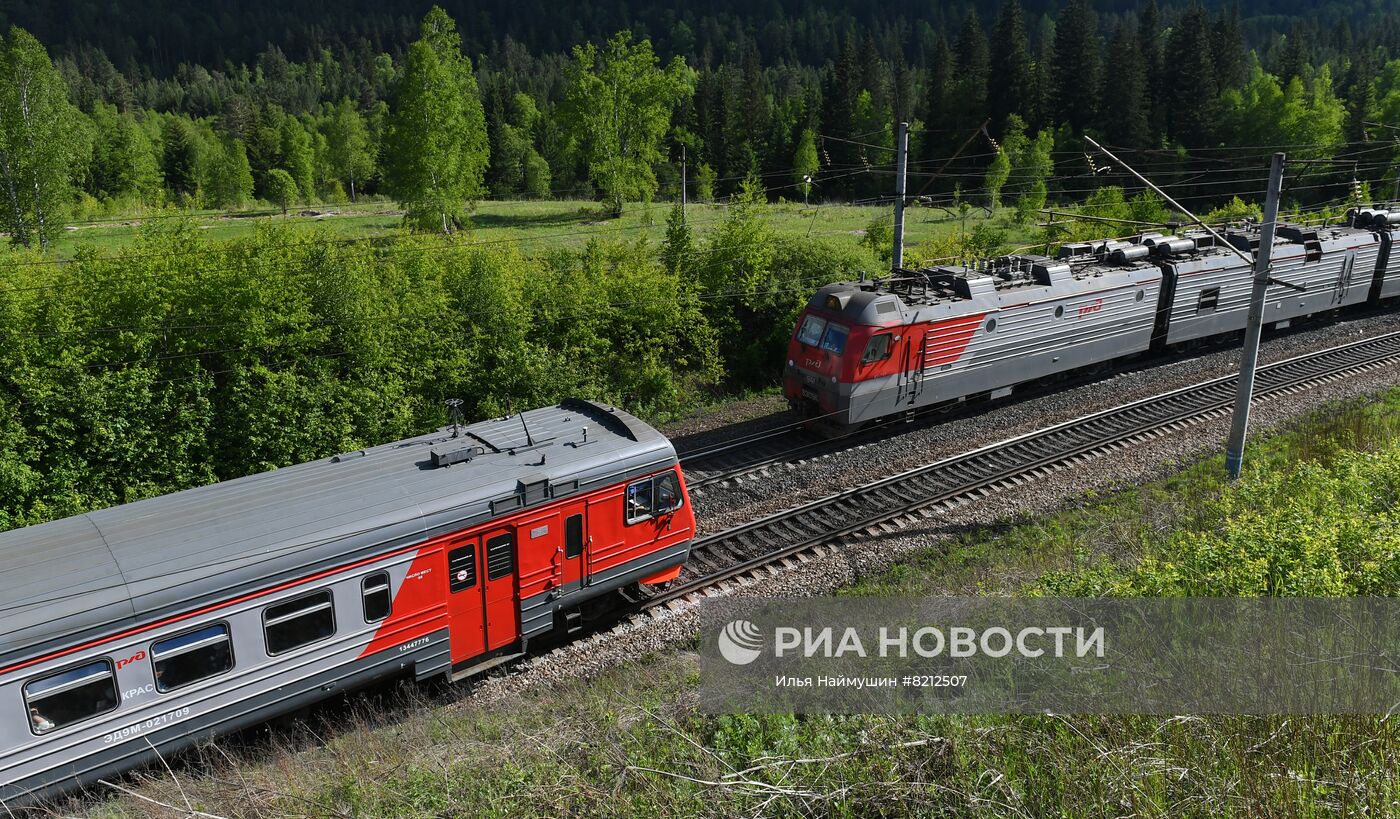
[819,323,849,354]
[797,314,827,346]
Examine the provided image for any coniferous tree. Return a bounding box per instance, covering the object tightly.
[819,37,859,198]
[1165,5,1218,148]
[1212,5,1247,91]
[891,57,916,129]
[1276,23,1310,84]
[661,199,691,274]
[87,102,161,203]
[161,116,201,201]
[1051,0,1100,133]
[1100,21,1150,149]
[989,0,1036,133]
[1138,0,1166,142]
[920,33,952,166]
[952,11,989,133]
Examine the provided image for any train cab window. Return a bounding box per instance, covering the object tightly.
[362,572,392,623]
[565,514,585,559]
[24,660,119,735]
[797,315,827,346]
[626,472,684,524]
[626,479,654,524]
[1197,287,1220,314]
[151,624,234,692]
[449,544,477,592]
[655,472,684,514]
[486,534,516,580]
[862,333,892,363]
[819,323,849,354]
[263,590,336,655]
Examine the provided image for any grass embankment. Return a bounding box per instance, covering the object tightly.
[48,199,1040,260]
[77,391,1400,817]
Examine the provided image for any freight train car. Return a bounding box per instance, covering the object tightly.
[0,399,694,805]
[786,216,1397,429]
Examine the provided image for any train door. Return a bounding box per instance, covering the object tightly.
[446,534,485,663]
[480,527,520,651]
[559,501,588,590]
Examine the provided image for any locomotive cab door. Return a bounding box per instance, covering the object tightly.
[559,501,588,590]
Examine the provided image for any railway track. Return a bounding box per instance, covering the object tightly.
[644,329,1400,611]
[677,313,1400,491]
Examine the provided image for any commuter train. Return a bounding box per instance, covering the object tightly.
[785,210,1400,428]
[0,399,695,805]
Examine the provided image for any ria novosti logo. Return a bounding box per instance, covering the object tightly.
[716,620,1107,665]
[718,619,764,665]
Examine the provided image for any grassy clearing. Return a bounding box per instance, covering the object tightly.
[47,198,1042,261]
[69,396,1400,818]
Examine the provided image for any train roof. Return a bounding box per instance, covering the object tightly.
[806,240,1160,324]
[0,399,674,671]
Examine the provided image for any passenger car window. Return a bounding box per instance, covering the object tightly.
[25,660,119,735]
[152,624,234,692]
[626,479,654,523]
[797,314,827,346]
[486,534,516,580]
[362,572,392,623]
[862,333,892,363]
[448,544,477,592]
[819,323,849,354]
[263,590,336,655]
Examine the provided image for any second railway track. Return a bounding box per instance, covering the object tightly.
[645,329,1400,611]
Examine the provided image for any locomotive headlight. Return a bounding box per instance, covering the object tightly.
[787,359,795,368]
[830,375,838,383]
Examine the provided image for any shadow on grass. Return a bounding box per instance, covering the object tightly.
[471,207,606,230]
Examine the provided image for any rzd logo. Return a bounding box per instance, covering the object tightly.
[115,650,147,670]
[718,620,764,665]
[1077,299,1105,317]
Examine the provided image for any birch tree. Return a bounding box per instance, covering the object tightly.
[563,32,692,216]
[382,7,488,233]
[0,26,86,248]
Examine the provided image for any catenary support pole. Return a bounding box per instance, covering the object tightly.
[892,120,908,270]
[681,144,687,227]
[1225,151,1286,480]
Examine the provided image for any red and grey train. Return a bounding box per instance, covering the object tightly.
[0,399,694,804]
[785,211,1400,428]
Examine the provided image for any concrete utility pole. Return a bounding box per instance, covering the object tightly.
[892,120,909,270]
[1225,152,1287,480]
[681,144,687,227]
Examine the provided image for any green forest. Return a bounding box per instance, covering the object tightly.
[3,0,1400,527]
